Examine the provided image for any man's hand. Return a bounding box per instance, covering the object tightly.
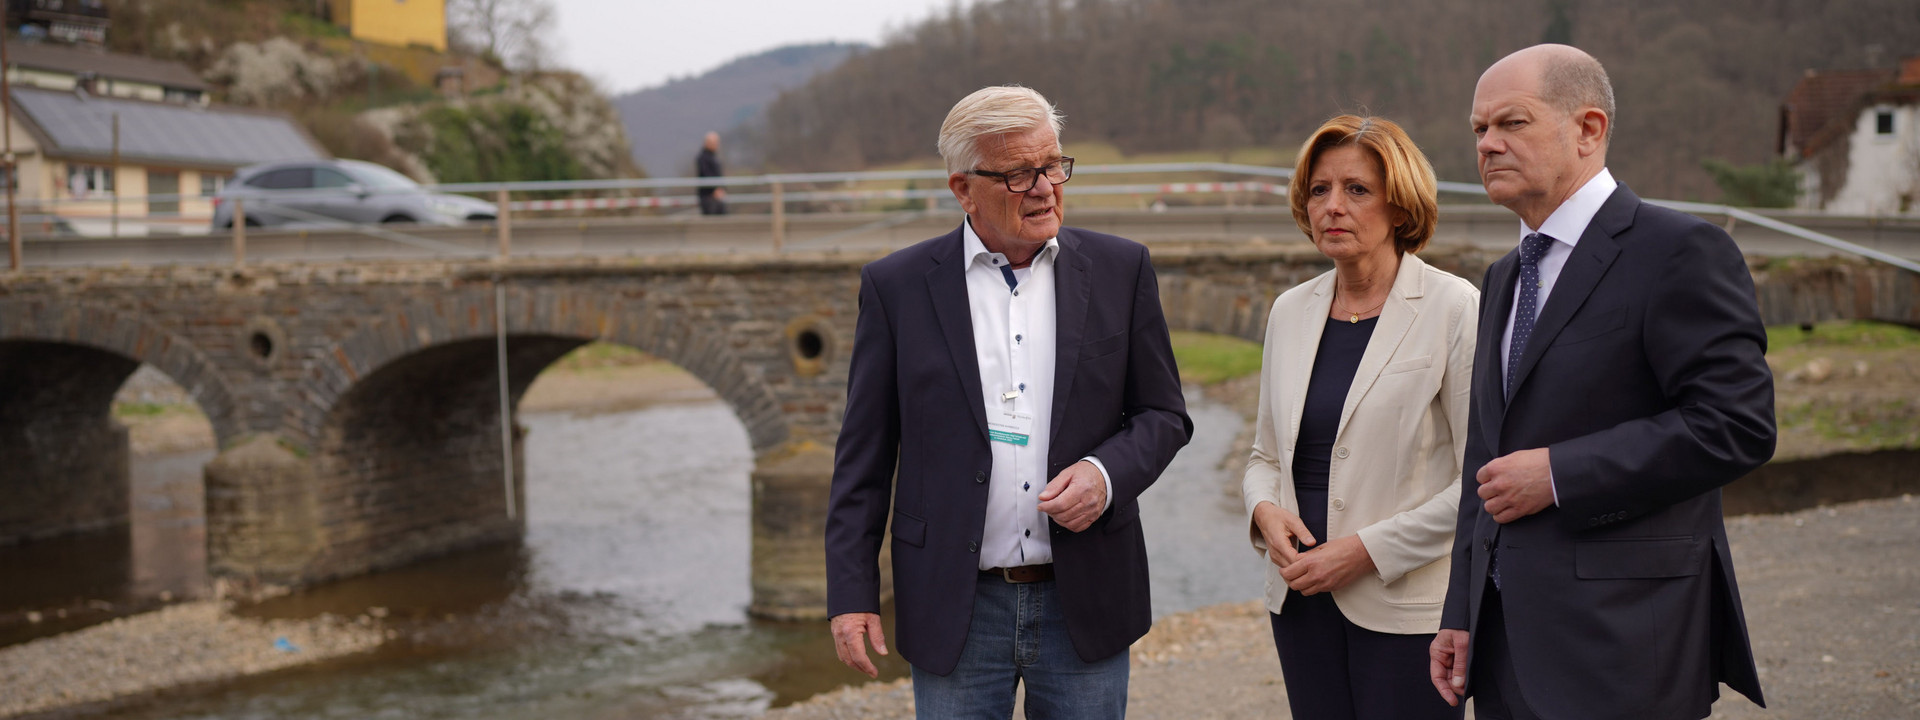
[1429,629,1469,707]
[1037,460,1108,532]
[1476,447,1555,524]
[713,187,728,200]
[1252,501,1316,568]
[830,612,889,678]
[1278,535,1374,595]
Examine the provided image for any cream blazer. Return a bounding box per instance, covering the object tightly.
[1241,252,1478,634]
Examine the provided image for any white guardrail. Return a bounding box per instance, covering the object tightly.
[2,162,1916,274]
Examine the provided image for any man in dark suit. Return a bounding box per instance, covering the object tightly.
[1427,45,1776,720]
[825,85,1191,719]
[696,131,726,215]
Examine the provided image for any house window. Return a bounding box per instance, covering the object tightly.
[1876,110,1895,135]
[200,173,227,197]
[66,164,114,198]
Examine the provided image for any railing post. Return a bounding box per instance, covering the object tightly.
[770,181,785,252]
[232,198,246,267]
[496,188,511,260]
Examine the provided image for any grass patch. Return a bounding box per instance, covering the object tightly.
[1170,331,1263,385]
[549,342,659,371]
[112,402,205,420]
[1777,398,1920,447]
[1767,320,1920,353]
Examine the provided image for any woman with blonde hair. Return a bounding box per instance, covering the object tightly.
[1241,115,1476,719]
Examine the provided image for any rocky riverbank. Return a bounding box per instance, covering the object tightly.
[0,601,384,718]
[765,496,1920,720]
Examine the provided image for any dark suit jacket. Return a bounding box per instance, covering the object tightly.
[696,148,722,196]
[1440,185,1776,719]
[825,225,1192,676]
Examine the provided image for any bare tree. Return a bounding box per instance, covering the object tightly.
[447,0,556,71]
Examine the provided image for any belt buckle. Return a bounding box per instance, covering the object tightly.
[1001,566,1020,583]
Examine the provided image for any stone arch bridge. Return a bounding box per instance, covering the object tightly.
[2,246,1913,618]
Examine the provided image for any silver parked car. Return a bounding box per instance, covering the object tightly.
[211,159,497,229]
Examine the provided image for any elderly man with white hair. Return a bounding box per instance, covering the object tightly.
[824,85,1192,718]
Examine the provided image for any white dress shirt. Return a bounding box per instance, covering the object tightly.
[1499,167,1616,504]
[962,219,1110,570]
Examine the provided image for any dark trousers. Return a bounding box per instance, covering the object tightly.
[1469,583,1545,720]
[1269,589,1463,720]
[698,194,727,215]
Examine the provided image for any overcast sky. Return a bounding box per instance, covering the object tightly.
[552,0,973,95]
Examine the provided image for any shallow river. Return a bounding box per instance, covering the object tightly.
[19,392,1263,719]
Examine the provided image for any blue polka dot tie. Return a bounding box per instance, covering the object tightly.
[1492,232,1554,592]
[1505,232,1556,399]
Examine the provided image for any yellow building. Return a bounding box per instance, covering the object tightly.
[331,0,448,52]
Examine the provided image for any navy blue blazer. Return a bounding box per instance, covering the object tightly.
[824,225,1192,675]
[1441,185,1776,719]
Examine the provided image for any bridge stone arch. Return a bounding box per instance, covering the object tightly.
[0,300,242,544]
[211,266,858,616]
[294,284,792,455]
[0,299,245,443]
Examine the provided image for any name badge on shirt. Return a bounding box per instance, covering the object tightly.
[988,409,1034,446]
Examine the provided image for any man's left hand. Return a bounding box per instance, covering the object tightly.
[1278,535,1375,595]
[1037,460,1108,532]
[1476,447,1555,523]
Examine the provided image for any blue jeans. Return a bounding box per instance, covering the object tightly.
[910,576,1129,719]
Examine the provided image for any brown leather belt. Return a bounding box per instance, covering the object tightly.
[982,564,1055,583]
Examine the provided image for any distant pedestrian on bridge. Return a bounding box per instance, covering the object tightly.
[825,85,1192,719]
[696,131,727,215]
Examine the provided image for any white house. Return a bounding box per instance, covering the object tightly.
[1781,58,1920,215]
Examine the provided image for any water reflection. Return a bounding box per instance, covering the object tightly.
[0,448,210,647]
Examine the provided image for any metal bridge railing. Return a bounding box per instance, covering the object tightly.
[2,162,1916,275]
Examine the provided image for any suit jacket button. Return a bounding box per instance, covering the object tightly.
[967,541,979,553]
[1331,498,1346,511]
[1334,447,1350,459]
[975,471,986,483]
[1481,539,1492,551]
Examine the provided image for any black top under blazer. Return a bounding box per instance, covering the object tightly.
[1441,184,1777,720]
[824,225,1193,676]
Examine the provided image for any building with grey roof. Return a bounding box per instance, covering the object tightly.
[4,86,328,233]
[4,40,207,105]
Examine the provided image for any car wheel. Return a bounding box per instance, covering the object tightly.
[381,214,415,224]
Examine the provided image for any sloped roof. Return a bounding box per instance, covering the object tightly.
[10,87,327,169]
[1781,67,1896,158]
[6,41,208,91]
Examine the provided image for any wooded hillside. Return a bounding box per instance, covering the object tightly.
[615,43,861,177]
[762,0,1920,201]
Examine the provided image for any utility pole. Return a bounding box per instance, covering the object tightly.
[3,26,19,271]
[110,112,118,238]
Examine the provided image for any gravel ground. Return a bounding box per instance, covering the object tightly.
[0,600,384,718]
[765,495,1920,720]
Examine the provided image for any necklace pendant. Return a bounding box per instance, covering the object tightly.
[1349,313,1359,323]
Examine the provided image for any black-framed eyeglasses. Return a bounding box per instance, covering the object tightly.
[967,157,1074,193]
